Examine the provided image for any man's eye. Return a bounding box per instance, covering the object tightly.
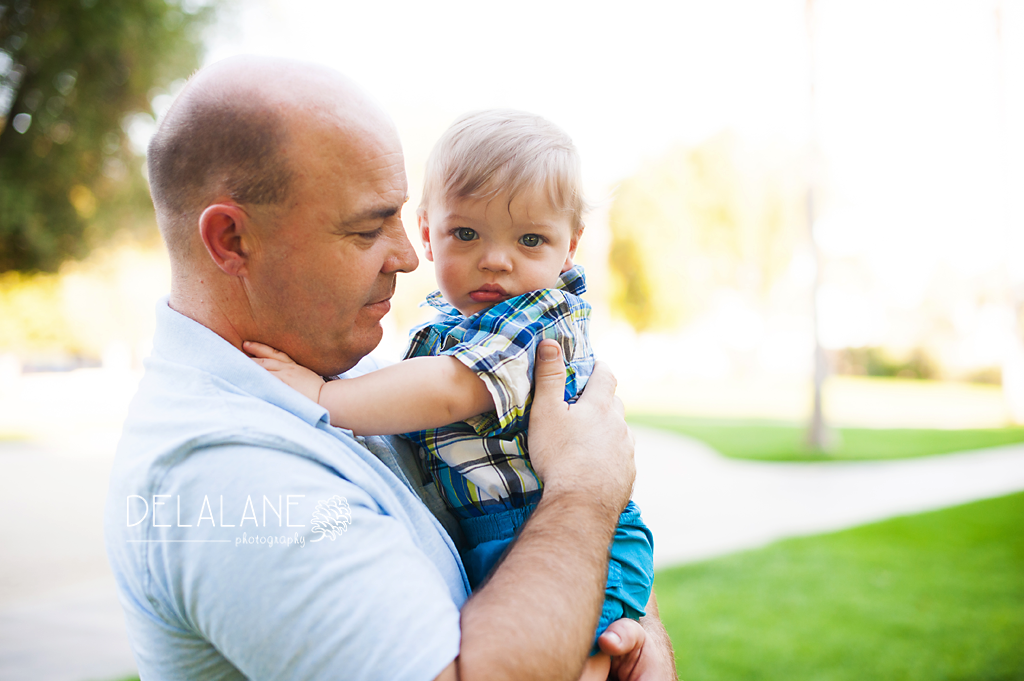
[520,234,542,247]
[456,228,477,241]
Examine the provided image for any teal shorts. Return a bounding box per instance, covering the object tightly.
[459,500,655,648]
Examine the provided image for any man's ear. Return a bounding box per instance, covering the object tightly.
[199,203,251,276]
[418,212,434,262]
[561,223,585,273]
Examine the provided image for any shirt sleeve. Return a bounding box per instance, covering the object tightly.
[437,288,588,438]
[145,444,462,681]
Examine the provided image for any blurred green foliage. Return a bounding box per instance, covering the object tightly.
[967,366,1004,386]
[607,132,805,331]
[0,268,72,351]
[655,492,1024,680]
[0,239,170,359]
[630,414,1024,461]
[833,346,938,381]
[0,0,215,273]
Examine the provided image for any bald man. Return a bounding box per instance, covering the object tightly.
[104,57,674,681]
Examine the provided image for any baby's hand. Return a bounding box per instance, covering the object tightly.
[243,341,324,405]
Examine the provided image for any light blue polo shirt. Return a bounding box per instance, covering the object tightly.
[104,300,469,681]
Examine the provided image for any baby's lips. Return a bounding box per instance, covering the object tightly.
[469,290,508,303]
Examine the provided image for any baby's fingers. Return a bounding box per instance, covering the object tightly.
[243,341,296,364]
[250,356,288,373]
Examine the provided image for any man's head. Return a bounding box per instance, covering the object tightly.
[149,57,418,375]
[417,110,588,316]
[147,69,293,268]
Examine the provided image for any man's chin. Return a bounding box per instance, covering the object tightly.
[323,326,383,377]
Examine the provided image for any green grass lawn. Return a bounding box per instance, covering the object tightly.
[655,492,1024,680]
[101,495,1023,681]
[630,414,1024,462]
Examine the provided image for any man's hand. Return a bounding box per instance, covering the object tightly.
[244,341,324,404]
[450,340,639,681]
[528,339,635,513]
[597,596,677,681]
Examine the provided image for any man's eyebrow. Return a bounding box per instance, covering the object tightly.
[340,198,409,228]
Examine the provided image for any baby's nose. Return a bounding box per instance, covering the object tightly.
[478,246,513,272]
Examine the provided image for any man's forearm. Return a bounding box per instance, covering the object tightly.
[638,594,676,678]
[434,344,636,681]
[456,490,620,681]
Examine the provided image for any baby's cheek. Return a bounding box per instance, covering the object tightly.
[437,262,467,289]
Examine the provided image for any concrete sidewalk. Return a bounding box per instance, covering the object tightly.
[0,577,134,681]
[4,429,1024,681]
[631,427,1024,566]
[0,440,136,681]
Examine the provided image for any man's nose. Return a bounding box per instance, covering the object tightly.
[384,227,419,274]
[478,244,512,273]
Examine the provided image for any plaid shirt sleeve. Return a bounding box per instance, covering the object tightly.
[437,287,592,439]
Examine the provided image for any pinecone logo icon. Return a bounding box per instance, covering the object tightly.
[310,495,352,542]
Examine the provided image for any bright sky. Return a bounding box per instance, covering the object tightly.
[203,0,812,188]
[200,0,1023,285]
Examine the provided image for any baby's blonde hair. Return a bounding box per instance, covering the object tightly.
[419,109,588,235]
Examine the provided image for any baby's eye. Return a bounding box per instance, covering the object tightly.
[456,228,477,241]
[520,234,542,247]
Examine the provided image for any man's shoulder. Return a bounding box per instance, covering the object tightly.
[104,355,469,679]
[117,357,323,464]
[104,434,465,681]
[106,351,383,545]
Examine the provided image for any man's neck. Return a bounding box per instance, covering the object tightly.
[169,277,250,353]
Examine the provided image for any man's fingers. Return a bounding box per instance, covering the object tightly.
[600,618,646,681]
[577,360,617,406]
[532,339,568,410]
[598,617,645,657]
[242,341,294,363]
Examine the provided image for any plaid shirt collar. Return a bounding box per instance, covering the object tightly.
[423,265,588,315]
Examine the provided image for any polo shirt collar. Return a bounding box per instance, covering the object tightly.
[151,298,330,428]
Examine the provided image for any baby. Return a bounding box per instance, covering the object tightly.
[247,110,654,671]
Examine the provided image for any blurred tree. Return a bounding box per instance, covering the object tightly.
[0,0,215,273]
[833,346,938,381]
[608,132,805,332]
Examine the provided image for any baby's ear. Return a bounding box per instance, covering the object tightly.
[561,224,584,272]
[418,212,434,262]
[571,223,585,254]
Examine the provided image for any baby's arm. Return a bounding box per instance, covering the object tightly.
[244,341,495,436]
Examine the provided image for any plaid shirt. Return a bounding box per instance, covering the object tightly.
[402,266,594,519]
